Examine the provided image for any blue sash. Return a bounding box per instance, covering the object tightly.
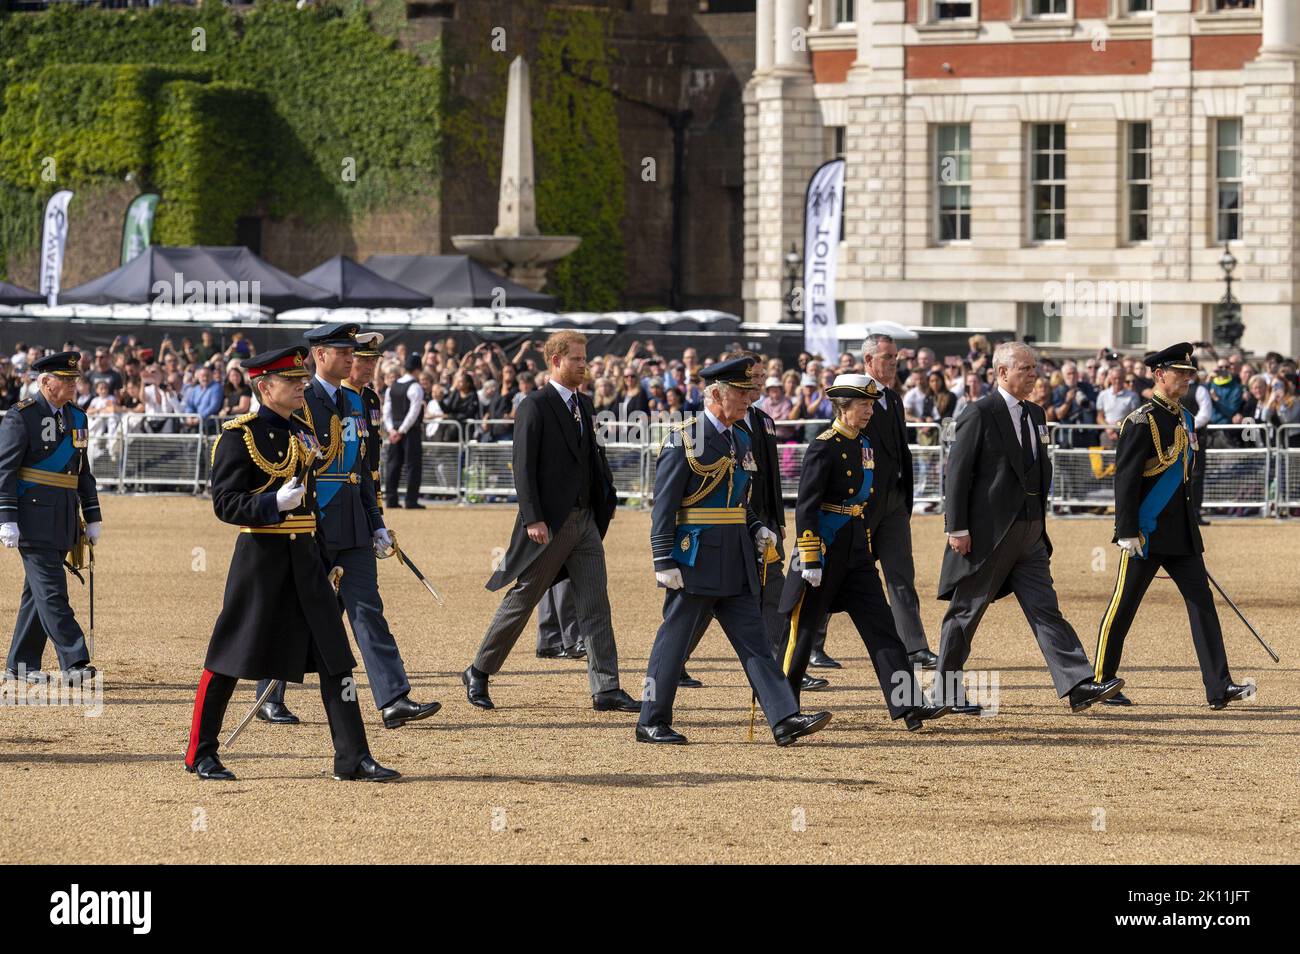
[673,427,752,568]
[17,423,77,496]
[1135,408,1192,559]
[316,389,364,510]
[817,434,874,551]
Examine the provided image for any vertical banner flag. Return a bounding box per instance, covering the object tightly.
[40,190,74,307]
[802,159,845,364]
[120,193,160,266]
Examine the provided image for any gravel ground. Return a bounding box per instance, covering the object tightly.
[0,498,1294,864]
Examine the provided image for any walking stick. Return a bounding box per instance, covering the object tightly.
[1206,569,1280,663]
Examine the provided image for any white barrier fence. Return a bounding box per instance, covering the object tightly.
[2,409,1294,516]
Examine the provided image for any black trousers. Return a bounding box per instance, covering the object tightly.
[185,642,369,774]
[384,430,423,508]
[1093,548,1233,704]
[684,555,787,663]
[782,525,920,717]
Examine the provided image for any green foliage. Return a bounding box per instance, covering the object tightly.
[0,4,441,278]
[152,81,269,247]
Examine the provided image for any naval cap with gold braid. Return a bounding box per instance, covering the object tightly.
[353,331,384,358]
[826,373,882,400]
[1144,342,1198,372]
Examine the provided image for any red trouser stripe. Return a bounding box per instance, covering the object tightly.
[185,668,214,767]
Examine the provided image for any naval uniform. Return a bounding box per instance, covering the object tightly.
[639,412,800,734]
[1093,392,1235,703]
[184,406,369,774]
[778,418,922,717]
[257,375,415,712]
[0,392,100,674]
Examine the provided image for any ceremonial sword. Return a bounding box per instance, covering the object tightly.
[387,530,445,606]
[1206,569,1280,663]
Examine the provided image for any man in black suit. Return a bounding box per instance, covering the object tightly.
[934,342,1122,715]
[461,331,639,713]
[861,333,937,669]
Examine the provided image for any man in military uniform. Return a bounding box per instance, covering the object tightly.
[778,375,948,730]
[637,357,831,745]
[678,350,826,690]
[183,346,397,782]
[255,323,441,729]
[1094,343,1253,709]
[0,352,100,685]
[347,331,387,515]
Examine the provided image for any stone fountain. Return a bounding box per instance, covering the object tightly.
[452,56,581,293]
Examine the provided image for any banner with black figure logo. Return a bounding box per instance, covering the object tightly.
[802,158,845,365]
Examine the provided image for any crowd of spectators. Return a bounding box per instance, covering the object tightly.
[4,331,1299,456]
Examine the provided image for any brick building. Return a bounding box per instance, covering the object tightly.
[744,0,1300,357]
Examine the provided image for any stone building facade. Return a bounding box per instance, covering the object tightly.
[744,0,1300,357]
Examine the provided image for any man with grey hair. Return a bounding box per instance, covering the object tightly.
[935,341,1122,715]
[852,332,938,669]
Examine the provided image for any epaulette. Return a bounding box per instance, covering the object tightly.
[1120,403,1149,432]
[222,412,258,431]
[656,417,697,455]
[10,398,34,412]
[816,428,836,441]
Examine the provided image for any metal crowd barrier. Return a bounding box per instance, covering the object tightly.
[4,405,1300,518]
[1277,424,1300,514]
[1048,422,1274,515]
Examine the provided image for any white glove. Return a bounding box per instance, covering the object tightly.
[802,567,822,587]
[275,477,305,512]
[1117,537,1142,556]
[655,568,684,590]
[0,522,18,549]
[373,528,394,559]
[85,521,102,545]
[753,526,777,555]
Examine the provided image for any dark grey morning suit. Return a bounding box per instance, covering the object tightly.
[536,579,582,654]
[475,384,623,695]
[0,395,100,674]
[259,377,412,710]
[639,414,799,731]
[934,389,1094,704]
[863,386,930,655]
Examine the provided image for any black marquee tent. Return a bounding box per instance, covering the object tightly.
[60,246,338,312]
[298,255,430,309]
[0,280,42,305]
[364,254,559,312]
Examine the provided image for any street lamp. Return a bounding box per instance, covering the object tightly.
[784,243,801,322]
[1213,242,1245,349]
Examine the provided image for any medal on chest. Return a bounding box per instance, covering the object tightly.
[741,450,757,472]
[862,444,874,470]
[71,427,88,449]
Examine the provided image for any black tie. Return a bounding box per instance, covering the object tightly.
[724,427,735,457]
[1018,401,1034,473]
[568,394,582,437]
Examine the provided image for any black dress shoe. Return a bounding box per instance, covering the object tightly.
[1069,677,1124,712]
[334,755,400,782]
[1210,682,1254,710]
[808,650,841,669]
[60,663,97,687]
[570,642,587,659]
[405,503,427,510]
[381,695,442,729]
[1102,691,1132,706]
[678,669,703,688]
[3,668,50,684]
[186,755,236,781]
[536,647,564,658]
[903,704,951,731]
[773,710,832,746]
[256,701,300,724]
[1197,518,1211,526]
[951,700,983,715]
[800,674,830,692]
[636,723,687,745]
[593,688,641,712]
[908,649,939,670]
[461,667,494,710]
